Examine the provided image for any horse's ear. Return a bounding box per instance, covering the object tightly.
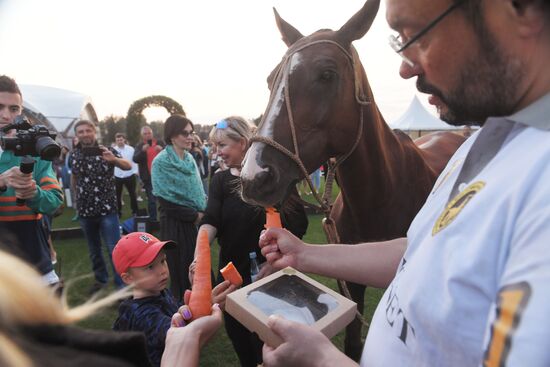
[336,0,380,44]
[273,7,304,47]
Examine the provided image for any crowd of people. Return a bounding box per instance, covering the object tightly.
[1,0,550,365]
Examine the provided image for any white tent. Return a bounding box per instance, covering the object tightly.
[20,84,98,144]
[390,96,459,134]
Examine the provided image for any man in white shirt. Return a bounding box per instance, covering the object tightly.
[113,133,139,217]
[257,0,550,366]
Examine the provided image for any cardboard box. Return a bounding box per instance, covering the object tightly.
[226,267,356,347]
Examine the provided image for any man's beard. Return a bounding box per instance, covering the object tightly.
[417,23,524,127]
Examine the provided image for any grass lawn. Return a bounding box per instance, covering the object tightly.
[52,185,384,366]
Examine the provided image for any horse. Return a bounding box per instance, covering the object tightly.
[240,0,466,360]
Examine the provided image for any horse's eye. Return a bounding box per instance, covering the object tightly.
[319,70,335,82]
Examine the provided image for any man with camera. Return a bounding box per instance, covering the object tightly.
[71,120,132,293]
[133,125,165,221]
[0,75,63,286]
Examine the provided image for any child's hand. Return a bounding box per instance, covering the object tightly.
[188,259,197,286]
[212,280,237,310]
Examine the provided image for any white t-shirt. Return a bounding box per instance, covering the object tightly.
[361,94,550,366]
[113,144,137,178]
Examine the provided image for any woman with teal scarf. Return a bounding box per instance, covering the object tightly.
[152,114,206,301]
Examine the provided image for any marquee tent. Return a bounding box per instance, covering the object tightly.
[390,96,463,137]
[20,84,98,146]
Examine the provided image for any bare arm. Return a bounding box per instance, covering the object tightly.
[194,224,217,258]
[259,229,406,288]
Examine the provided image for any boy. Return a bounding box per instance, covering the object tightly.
[112,232,180,367]
[112,232,234,367]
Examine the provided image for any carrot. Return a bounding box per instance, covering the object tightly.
[220,261,243,287]
[188,229,212,319]
[265,207,283,229]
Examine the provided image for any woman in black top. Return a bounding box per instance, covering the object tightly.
[197,116,308,367]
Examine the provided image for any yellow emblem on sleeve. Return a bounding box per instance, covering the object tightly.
[432,181,486,235]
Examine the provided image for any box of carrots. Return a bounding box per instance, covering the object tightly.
[226,267,356,347]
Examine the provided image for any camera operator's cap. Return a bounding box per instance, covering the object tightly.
[113,232,175,274]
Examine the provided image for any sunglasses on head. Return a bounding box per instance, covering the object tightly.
[216,119,228,129]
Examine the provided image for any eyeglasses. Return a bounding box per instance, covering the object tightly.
[216,119,228,129]
[180,130,195,138]
[389,0,465,66]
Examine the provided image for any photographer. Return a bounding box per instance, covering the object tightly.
[0,75,63,286]
[71,120,132,294]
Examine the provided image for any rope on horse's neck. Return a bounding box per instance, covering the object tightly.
[250,39,371,327]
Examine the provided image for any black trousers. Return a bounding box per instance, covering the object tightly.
[115,175,139,216]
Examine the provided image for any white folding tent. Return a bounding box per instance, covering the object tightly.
[20,84,98,146]
[390,96,463,137]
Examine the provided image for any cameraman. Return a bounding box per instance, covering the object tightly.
[71,120,132,294]
[0,75,63,286]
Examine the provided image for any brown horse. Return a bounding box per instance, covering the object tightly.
[240,0,465,360]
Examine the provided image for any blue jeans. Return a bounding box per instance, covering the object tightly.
[143,180,157,221]
[310,168,321,191]
[79,212,123,287]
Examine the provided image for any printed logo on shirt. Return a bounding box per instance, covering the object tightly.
[432,181,485,235]
[385,259,417,349]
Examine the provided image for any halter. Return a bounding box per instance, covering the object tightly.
[250,39,370,234]
[250,39,371,323]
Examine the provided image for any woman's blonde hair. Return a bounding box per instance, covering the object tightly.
[209,116,254,146]
[0,250,130,367]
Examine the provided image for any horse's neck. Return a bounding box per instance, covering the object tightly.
[334,104,436,241]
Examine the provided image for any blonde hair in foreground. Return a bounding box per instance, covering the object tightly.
[0,250,131,367]
[210,116,254,146]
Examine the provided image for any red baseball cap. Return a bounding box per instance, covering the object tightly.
[113,232,175,274]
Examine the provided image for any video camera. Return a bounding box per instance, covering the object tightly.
[0,115,61,161]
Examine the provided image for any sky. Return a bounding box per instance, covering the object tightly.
[0,0,429,126]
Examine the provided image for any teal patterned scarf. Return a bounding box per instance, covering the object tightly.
[152,145,206,211]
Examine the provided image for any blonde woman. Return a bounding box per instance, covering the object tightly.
[196,116,308,366]
[0,249,221,367]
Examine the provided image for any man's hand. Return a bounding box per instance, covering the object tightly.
[0,167,37,199]
[142,143,150,151]
[100,146,116,163]
[259,228,305,271]
[155,145,163,152]
[262,315,354,367]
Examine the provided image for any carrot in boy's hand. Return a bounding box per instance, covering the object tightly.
[188,229,212,320]
[265,207,283,229]
[220,262,243,287]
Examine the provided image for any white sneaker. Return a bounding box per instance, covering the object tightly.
[137,196,144,202]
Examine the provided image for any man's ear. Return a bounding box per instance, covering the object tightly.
[507,0,546,37]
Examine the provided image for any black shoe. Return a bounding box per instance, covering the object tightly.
[88,282,107,296]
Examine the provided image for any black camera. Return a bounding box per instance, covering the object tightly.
[0,115,61,161]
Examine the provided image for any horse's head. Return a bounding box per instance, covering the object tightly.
[241,0,380,207]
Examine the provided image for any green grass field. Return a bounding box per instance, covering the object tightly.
[52,186,384,366]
